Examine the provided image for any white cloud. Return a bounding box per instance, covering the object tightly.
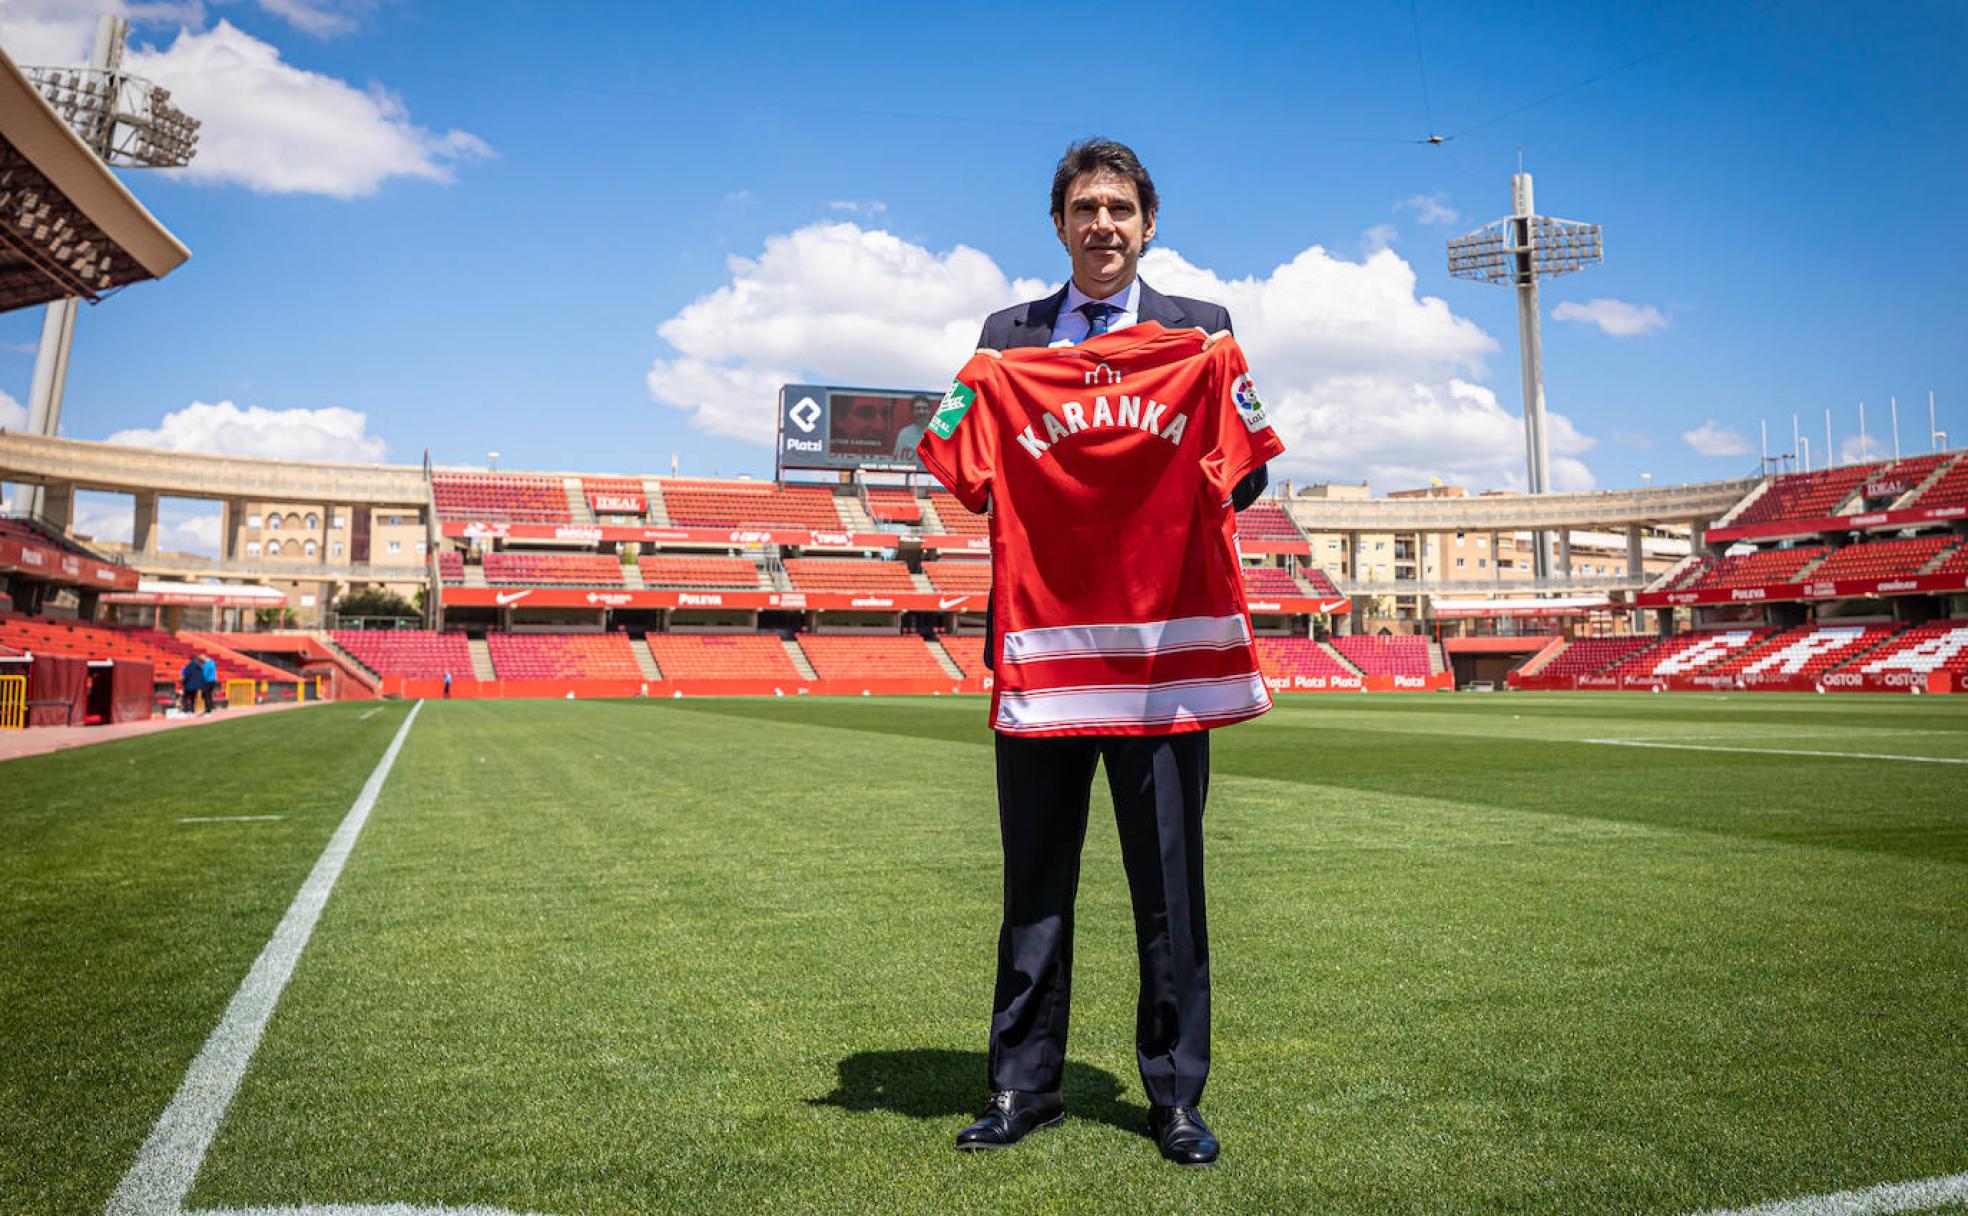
[104,400,387,462]
[646,222,1601,492]
[0,4,490,198]
[828,200,888,218]
[125,21,490,197]
[252,0,374,37]
[1553,297,1669,337]
[1683,420,1752,457]
[1361,223,1398,254]
[647,222,1050,443]
[0,390,26,431]
[1395,193,1461,226]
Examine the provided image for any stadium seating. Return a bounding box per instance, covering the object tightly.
[643,634,803,680]
[638,555,761,588]
[487,632,641,679]
[864,486,922,524]
[1706,622,1902,679]
[432,473,571,522]
[1602,628,1774,678]
[482,552,624,586]
[583,476,646,515]
[1330,633,1430,676]
[1927,543,1968,576]
[928,490,989,536]
[662,481,842,530]
[1236,501,1304,542]
[1909,458,1968,507]
[783,559,916,594]
[923,560,991,593]
[438,552,464,582]
[1301,568,1343,597]
[1854,621,1968,678]
[1241,565,1301,597]
[331,630,476,680]
[0,614,286,685]
[1728,465,1876,527]
[796,633,949,680]
[1255,636,1357,680]
[1535,635,1661,678]
[938,634,989,678]
[1681,546,1825,589]
[1807,535,1955,582]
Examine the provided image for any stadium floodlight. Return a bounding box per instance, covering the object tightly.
[1447,172,1602,581]
[18,16,200,521]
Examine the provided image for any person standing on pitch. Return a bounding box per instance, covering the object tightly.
[200,653,218,713]
[935,139,1273,1167]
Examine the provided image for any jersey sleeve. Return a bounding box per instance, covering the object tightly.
[1202,336,1287,504]
[915,353,999,515]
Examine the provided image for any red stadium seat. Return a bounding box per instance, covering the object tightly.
[796,634,948,680]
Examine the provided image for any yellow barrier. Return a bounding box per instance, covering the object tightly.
[0,673,25,729]
[226,678,258,707]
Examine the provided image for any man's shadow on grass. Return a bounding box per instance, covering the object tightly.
[810,1048,1148,1138]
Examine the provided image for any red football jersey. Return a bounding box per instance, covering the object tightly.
[917,322,1288,736]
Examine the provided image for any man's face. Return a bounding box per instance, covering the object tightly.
[1054,169,1155,298]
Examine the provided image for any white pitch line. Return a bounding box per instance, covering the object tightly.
[1690,1171,1968,1216]
[178,817,285,824]
[107,701,429,1216]
[356,707,383,721]
[1583,738,1968,766]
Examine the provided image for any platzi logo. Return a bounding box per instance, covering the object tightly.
[1230,372,1270,432]
[929,380,975,440]
[788,396,821,433]
[1084,362,1121,386]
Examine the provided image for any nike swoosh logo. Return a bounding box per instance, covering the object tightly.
[938,596,969,609]
[495,590,531,605]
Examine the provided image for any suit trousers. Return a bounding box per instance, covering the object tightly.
[988,729,1212,1108]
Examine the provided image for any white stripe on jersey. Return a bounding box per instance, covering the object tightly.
[1000,614,1252,664]
[994,672,1272,732]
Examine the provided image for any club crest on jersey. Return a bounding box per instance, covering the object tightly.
[1230,372,1270,432]
[929,379,975,439]
[1084,362,1121,386]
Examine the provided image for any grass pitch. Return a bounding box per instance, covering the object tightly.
[3,693,1966,1215]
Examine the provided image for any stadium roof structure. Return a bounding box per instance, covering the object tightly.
[0,45,189,313]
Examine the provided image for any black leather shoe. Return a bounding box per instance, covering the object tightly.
[954,1090,1064,1150]
[1148,1105,1219,1166]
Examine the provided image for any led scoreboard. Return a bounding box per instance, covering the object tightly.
[777,383,939,474]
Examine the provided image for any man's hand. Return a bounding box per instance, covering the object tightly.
[973,347,1003,360]
[1199,329,1231,351]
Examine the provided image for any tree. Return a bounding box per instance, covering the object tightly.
[335,587,418,621]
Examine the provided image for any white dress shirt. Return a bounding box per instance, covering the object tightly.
[1048,277,1142,346]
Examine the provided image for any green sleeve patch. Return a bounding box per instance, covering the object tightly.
[928,379,975,440]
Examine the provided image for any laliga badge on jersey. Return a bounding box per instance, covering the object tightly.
[930,379,975,439]
[1231,372,1271,432]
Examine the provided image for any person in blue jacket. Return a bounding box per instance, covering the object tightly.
[200,654,218,713]
[180,658,201,713]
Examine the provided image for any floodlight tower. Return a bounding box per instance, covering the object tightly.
[18,15,199,513]
[1447,172,1602,580]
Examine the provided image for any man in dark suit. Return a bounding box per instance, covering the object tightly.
[953,139,1268,1167]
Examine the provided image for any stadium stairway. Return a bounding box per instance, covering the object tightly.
[1709,479,1771,529]
[631,636,662,680]
[919,498,946,533]
[469,637,497,680]
[463,563,487,587]
[911,571,934,592]
[312,631,380,684]
[563,479,595,523]
[781,637,819,679]
[642,478,672,525]
[1322,639,1365,676]
[926,637,965,679]
[621,563,646,589]
[1919,538,1966,574]
[1428,640,1449,675]
[1893,455,1960,508]
[835,493,876,532]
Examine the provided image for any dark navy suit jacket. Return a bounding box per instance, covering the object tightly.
[968,279,1270,667]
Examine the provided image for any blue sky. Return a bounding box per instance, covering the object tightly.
[1,0,1963,510]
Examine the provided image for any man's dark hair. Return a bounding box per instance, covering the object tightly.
[1049,139,1158,221]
